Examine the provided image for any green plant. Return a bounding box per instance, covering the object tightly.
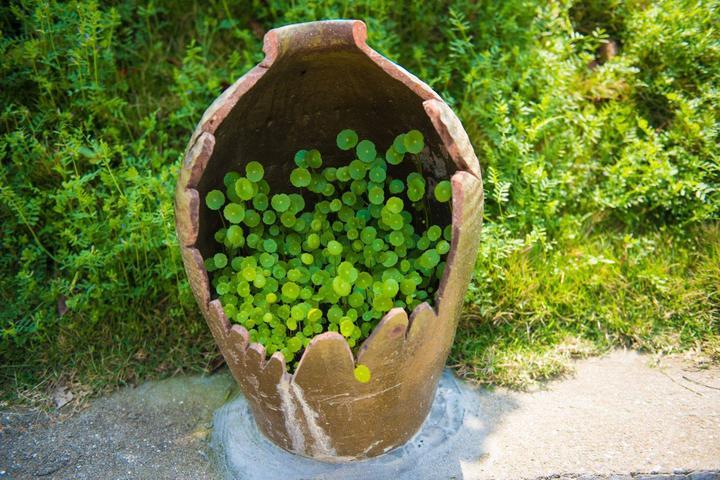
[0,0,261,399]
[1,0,718,403]
[204,129,453,373]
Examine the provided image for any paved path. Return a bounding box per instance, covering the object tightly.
[0,374,236,479]
[465,350,719,479]
[1,350,718,479]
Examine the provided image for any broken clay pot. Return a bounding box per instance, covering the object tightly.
[175,20,483,461]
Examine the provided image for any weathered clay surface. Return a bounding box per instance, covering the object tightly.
[175,20,483,459]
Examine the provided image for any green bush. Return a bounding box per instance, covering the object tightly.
[0,1,262,340]
[1,0,718,397]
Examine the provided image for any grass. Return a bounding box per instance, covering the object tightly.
[1,0,718,404]
[452,225,719,388]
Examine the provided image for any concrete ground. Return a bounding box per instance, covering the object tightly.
[464,350,719,479]
[1,350,718,479]
[0,374,236,479]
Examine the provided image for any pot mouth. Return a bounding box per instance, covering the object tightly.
[176,20,483,380]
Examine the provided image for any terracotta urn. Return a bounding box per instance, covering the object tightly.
[175,20,483,460]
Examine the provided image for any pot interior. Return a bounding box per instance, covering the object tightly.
[194,46,455,258]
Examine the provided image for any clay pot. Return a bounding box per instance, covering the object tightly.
[175,20,483,461]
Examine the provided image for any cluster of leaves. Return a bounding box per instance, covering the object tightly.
[204,129,452,374]
[1,0,718,397]
[0,0,263,394]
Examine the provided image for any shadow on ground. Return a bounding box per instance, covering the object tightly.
[0,368,515,480]
[212,369,517,480]
[0,374,236,479]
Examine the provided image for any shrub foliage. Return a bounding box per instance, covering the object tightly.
[1,0,718,394]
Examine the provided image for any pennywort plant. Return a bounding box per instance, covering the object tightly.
[204,129,453,378]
